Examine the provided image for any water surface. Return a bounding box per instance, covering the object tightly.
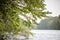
[16,30,60,40]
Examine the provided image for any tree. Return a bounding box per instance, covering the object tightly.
[36,15,60,30]
[0,0,51,40]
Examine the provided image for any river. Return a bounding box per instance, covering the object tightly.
[14,30,60,40]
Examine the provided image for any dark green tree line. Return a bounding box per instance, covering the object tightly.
[37,15,60,30]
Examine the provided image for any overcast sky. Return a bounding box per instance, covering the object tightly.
[45,0,60,17]
[37,0,60,23]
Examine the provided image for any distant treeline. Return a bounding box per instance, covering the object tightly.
[35,15,60,30]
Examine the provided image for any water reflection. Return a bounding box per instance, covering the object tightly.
[14,30,60,40]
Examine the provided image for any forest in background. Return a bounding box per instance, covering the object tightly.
[34,15,60,30]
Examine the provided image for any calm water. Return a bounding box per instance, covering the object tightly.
[15,30,60,40]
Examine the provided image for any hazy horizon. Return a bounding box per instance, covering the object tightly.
[45,0,60,17]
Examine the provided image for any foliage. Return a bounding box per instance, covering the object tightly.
[36,15,60,30]
[0,0,51,40]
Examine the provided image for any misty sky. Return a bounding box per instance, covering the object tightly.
[45,0,60,17]
[37,0,60,23]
